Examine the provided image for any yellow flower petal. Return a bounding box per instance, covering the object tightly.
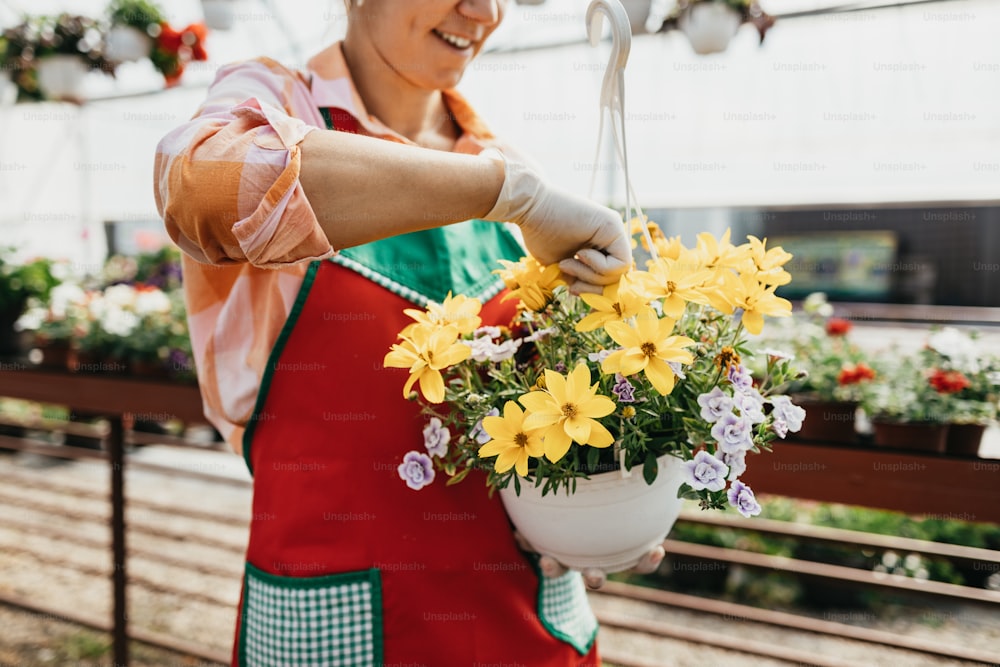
[543,425,573,462]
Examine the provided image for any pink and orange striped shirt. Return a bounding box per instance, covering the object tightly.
[154,43,504,453]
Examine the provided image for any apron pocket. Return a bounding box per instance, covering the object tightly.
[537,569,599,655]
[239,562,383,667]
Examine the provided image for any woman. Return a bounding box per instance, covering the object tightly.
[155,1,634,664]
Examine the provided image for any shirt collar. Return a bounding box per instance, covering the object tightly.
[306,42,496,153]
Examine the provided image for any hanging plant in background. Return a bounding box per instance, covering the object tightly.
[650,0,774,55]
[105,0,166,63]
[1,14,117,102]
[149,21,208,88]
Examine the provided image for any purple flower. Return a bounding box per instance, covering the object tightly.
[716,449,746,481]
[553,361,567,373]
[735,389,766,425]
[727,480,761,517]
[727,364,754,393]
[422,418,450,457]
[398,451,435,490]
[587,349,613,364]
[697,387,733,423]
[769,395,806,436]
[469,407,500,445]
[682,450,729,492]
[612,374,636,403]
[711,412,754,454]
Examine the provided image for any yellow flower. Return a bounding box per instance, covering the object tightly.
[495,256,565,312]
[575,274,649,333]
[478,401,545,476]
[706,271,792,335]
[383,324,470,403]
[743,236,793,287]
[692,229,749,271]
[403,292,482,335]
[602,307,695,395]
[633,257,713,318]
[519,364,616,462]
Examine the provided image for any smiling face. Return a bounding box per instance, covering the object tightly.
[347,0,507,91]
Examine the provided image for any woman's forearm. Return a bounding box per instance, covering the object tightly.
[299,130,506,249]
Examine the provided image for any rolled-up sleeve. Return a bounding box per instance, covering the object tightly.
[154,59,334,268]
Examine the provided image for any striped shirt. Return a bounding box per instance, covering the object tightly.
[154,42,503,453]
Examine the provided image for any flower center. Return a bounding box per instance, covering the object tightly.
[612,303,622,316]
[715,346,740,371]
[514,432,529,447]
[561,403,578,419]
[665,280,677,294]
[640,342,657,358]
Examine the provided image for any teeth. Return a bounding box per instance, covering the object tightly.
[437,31,472,49]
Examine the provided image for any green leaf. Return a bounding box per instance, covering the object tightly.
[642,452,659,485]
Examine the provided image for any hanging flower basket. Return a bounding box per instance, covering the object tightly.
[35,55,90,102]
[105,25,153,63]
[499,453,685,573]
[201,0,238,31]
[678,1,743,55]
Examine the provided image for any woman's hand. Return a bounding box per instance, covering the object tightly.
[483,151,632,294]
[513,530,665,589]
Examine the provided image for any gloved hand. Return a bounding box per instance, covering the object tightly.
[513,530,665,589]
[483,150,632,293]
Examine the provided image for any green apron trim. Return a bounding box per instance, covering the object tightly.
[239,562,384,666]
[332,220,523,306]
[320,105,524,306]
[241,260,321,475]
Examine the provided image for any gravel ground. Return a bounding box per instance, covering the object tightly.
[1,444,998,667]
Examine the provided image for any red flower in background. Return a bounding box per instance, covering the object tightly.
[929,369,970,394]
[838,362,876,386]
[825,317,853,336]
[151,21,208,85]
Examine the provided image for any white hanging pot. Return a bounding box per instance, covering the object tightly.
[35,55,89,102]
[201,0,238,31]
[499,453,685,573]
[0,70,17,106]
[105,25,153,63]
[678,1,743,55]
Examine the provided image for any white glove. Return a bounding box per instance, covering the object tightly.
[484,150,632,293]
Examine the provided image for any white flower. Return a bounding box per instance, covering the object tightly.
[101,306,140,337]
[102,284,137,309]
[14,306,45,332]
[134,288,172,315]
[48,282,88,319]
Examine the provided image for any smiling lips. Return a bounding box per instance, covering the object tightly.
[433,29,473,50]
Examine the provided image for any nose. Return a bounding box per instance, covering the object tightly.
[458,0,503,25]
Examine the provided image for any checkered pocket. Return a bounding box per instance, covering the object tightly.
[239,563,383,667]
[537,569,598,655]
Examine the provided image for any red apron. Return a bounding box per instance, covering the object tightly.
[233,258,601,666]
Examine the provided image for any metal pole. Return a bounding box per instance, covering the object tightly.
[108,415,128,666]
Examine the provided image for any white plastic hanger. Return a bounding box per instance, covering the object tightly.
[586,0,657,260]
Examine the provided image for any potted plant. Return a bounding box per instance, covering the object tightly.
[27,14,117,102]
[15,280,90,369]
[861,352,955,453]
[922,327,999,456]
[384,223,804,572]
[105,0,165,63]
[658,0,774,55]
[0,250,60,357]
[753,292,875,444]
